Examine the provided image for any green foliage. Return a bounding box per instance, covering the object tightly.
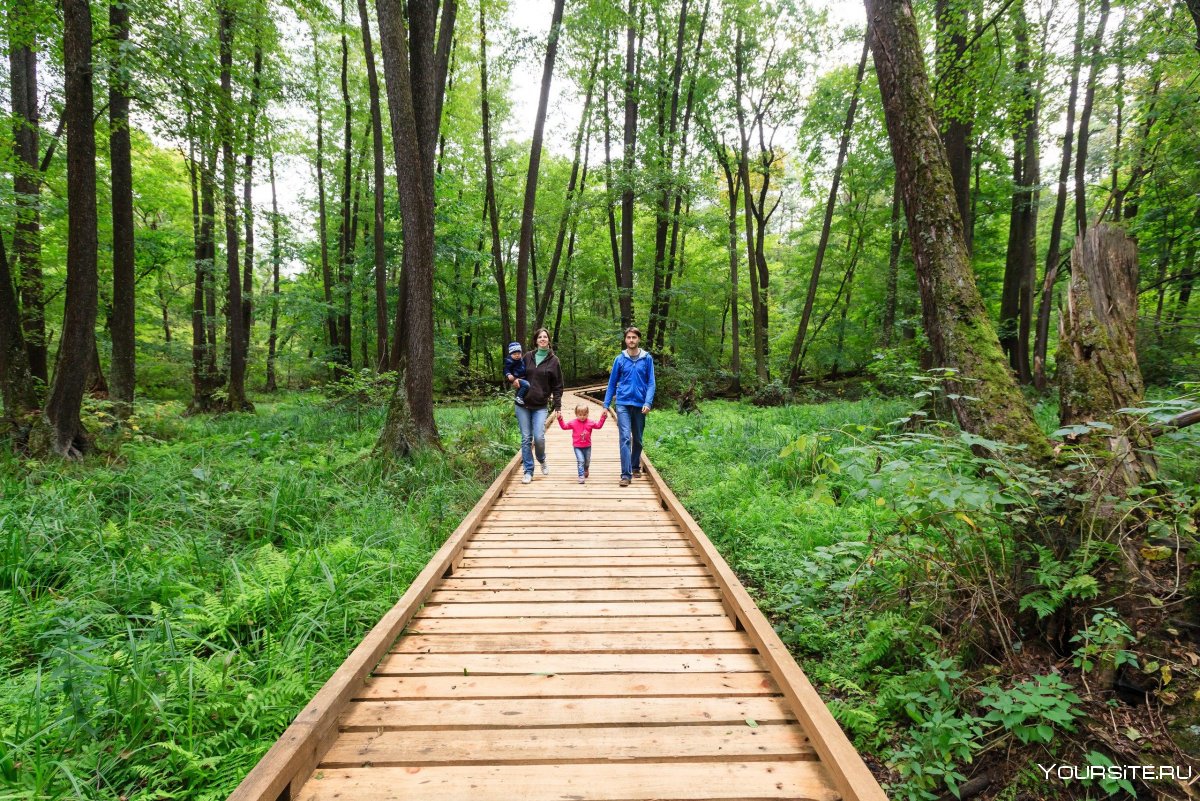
[978,674,1082,745]
[0,396,514,800]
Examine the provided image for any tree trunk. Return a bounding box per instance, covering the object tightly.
[0,235,38,424]
[1000,0,1037,384]
[375,0,445,454]
[603,43,625,325]
[935,0,975,253]
[786,31,870,385]
[1057,225,1154,492]
[312,23,340,359]
[535,61,596,329]
[358,0,390,371]
[1033,0,1085,392]
[265,142,281,392]
[646,0,690,350]
[864,0,1049,459]
[43,0,98,458]
[1074,0,1110,235]
[109,0,135,419]
[242,37,264,355]
[882,176,902,347]
[336,0,355,369]
[9,6,47,385]
[719,149,742,395]
[1183,0,1200,52]
[514,0,567,343]
[656,0,712,355]
[478,0,510,351]
[619,0,642,330]
[219,3,250,411]
[733,20,766,384]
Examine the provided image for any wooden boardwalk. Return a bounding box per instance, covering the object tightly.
[230,389,887,801]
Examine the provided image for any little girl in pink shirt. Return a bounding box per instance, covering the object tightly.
[556,404,607,483]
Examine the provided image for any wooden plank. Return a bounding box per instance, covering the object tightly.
[469,536,689,547]
[451,565,712,578]
[356,672,781,700]
[295,761,841,801]
[642,456,887,801]
[320,724,814,767]
[392,631,752,654]
[373,652,764,676]
[459,547,695,559]
[440,576,717,590]
[458,556,703,568]
[407,616,736,634]
[425,588,721,604]
[339,695,795,730]
[414,601,728,618]
[471,531,685,541]
[227,449,528,801]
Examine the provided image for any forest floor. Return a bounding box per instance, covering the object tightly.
[1,389,1197,800]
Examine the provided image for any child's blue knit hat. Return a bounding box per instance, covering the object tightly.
[507,341,523,354]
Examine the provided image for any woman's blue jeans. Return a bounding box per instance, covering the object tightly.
[514,404,548,475]
[616,405,646,480]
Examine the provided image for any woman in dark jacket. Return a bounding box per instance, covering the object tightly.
[514,327,564,483]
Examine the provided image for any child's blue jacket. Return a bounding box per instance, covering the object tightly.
[602,350,656,409]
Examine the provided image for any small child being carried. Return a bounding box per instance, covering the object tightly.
[556,404,607,484]
[504,342,530,406]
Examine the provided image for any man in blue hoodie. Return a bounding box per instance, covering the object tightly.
[603,326,656,486]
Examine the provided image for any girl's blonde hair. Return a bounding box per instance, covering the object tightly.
[575,404,590,416]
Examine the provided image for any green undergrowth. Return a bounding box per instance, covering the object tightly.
[0,394,516,800]
[650,392,1200,800]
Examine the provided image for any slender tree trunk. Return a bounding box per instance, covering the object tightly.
[935,0,975,252]
[375,0,446,453]
[265,143,282,392]
[514,0,567,343]
[864,0,1049,459]
[312,23,340,358]
[1000,1,1037,384]
[733,21,765,384]
[359,0,390,371]
[43,0,98,457]
[242,36,264,355]
[1074,0,1110,235]
[657,0,712,355]
[0,235,38,424]
[109,0,135,419]
[535,62,596,329]
[1033,0,1086,391]
[603,43,624,320]
[719,153,742,395]
[9,7,47,384]
[336,0,355,369]
[786,31,870,385]
[478,0,510,350]
[882,176,902,347]
[619,0,642,330]
[647,0,690,350]
[1184,0,1200,52]
[219,3,250,411]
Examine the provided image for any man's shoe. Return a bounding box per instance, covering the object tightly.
[632,469,642,478]
[541,462,549,476]
[620,477,630,487]
[584,468,589,478]
[522,473,532,484]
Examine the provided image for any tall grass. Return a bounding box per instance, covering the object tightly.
[649,398,912,602]
[0,395,516,800]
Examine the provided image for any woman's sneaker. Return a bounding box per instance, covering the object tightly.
[522,473,532,484]
[541,462,549,476]
[578,477,585,484]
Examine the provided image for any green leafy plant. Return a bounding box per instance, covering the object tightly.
[978,674,1082,745]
